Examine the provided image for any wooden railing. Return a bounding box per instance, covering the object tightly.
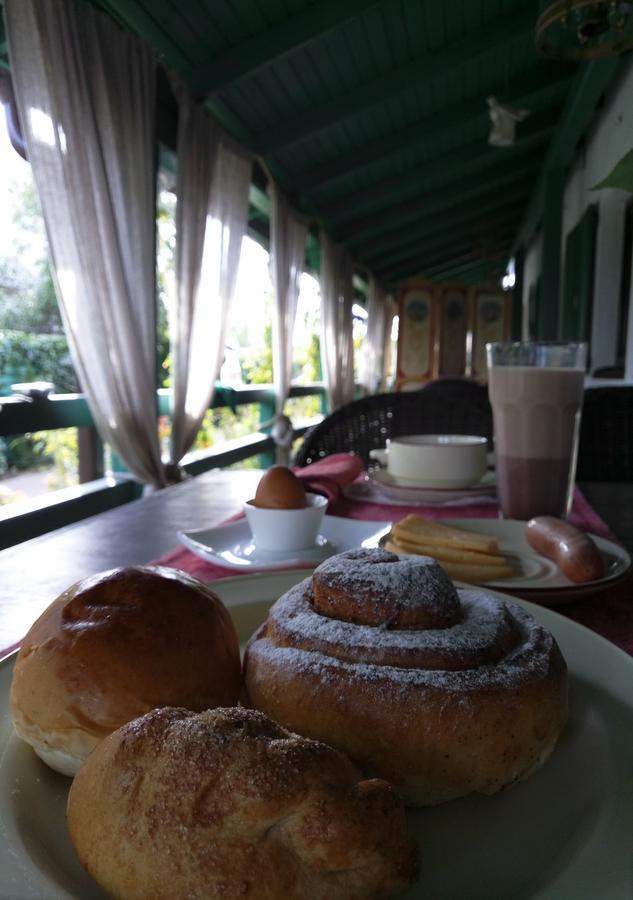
[0,383,326,549]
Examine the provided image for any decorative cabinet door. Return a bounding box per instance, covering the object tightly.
[470,289,511,381]
[396,282,437,390]
[438,284,468,376]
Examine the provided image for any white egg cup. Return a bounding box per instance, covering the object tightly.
[244,492,327,552]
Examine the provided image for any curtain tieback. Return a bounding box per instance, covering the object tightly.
[259,413,294,449]
[163,462,190,485]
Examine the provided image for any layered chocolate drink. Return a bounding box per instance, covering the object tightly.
[487,345,586,521]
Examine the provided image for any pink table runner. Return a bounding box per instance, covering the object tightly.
[155,453,633,656]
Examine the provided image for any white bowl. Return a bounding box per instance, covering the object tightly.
[244,492,327,552]
[375,434,488,488]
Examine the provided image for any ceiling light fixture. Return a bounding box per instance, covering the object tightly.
[535,0,633,59]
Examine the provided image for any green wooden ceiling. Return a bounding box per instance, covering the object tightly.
[0,0,622,287]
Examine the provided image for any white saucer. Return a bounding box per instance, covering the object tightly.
[370,469,496,491]
[343,470,496,506]
[178,515,392,570]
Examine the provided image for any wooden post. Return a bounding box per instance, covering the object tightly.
[78,426,104,483]
[511,247,524,341]
[539,167,564,339]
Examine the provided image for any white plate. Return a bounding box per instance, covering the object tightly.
[436,519,631,602]
[344,470,496,506]
[178,515,391,570]
[0,571,632,899]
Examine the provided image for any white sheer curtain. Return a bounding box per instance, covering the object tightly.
[168,82,252,466]
[5,0,166,487]
[320,235,355,411]
[270,185,308,463]
[359,275,388,395]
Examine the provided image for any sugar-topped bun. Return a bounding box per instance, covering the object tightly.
[243,548,568,805]
[10,566,241,776]
[67,706,419,900]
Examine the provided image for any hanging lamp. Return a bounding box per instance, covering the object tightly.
[535,0,633,58]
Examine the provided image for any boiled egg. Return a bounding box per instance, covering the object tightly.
[253,466,306,509]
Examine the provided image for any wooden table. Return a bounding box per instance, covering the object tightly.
[0,469,631,660]
[0,469,261,657]
[579,481,633,554]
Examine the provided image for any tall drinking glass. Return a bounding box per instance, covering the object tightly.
[486,341,587,520]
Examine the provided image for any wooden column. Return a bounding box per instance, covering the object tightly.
[78,427,104,483]
[512,247,524,340]
[539,167,564,339]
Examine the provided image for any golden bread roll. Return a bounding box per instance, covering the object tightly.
[243,548,568,806]
[10,566,241,775]
[67,706,419,900]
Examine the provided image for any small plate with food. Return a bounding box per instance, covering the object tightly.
[180,466,391,570]
[179,515,391,570]
[381,515,631,604]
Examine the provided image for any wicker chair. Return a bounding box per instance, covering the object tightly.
[576,386,633,482]
[293,379,493,467]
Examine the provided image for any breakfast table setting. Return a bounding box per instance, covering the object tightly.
[156,451,633,656]
[1,363,633,899]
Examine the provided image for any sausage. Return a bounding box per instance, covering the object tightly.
[525,516,605,584]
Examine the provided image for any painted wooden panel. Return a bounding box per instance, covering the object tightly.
[438,283,468,376]
[470,288,511,381]
[396,281,437,389]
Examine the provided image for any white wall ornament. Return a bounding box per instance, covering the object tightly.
[487,96,529,147]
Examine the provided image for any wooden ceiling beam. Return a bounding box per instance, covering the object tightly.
[420,250,486,278]
[375,208,520,274]
[289,63,572,195]
[388,251,507,286]
[191,0,381,95]
[418,239,509,278]
[375,211,520,282]
[347,161,538,250]
[363,200,527,273]
[253,6,535,155]
[423,252,509,282]
[95,0,196,80]
[511,57,621,253]
[333,138,550,246]
[324,108,559,228]
[362,187,531,270]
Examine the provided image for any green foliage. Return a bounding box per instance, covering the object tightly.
[156,186,176,387]
[5,433,51,470]
[37,429,78,489]
[0,428,77,487]
[592,148,633,192]
[0,329,78,394]
[193,403,263,450]
[0,170,73,400]
[306,333,322,381]
[240,322,273,384]
[286,394,321,420]
[156,297,171,388]
[0,257,63,335]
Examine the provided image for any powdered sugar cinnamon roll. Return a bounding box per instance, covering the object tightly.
[243,548,568,806]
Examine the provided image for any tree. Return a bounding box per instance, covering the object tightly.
[0,177,64,334]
